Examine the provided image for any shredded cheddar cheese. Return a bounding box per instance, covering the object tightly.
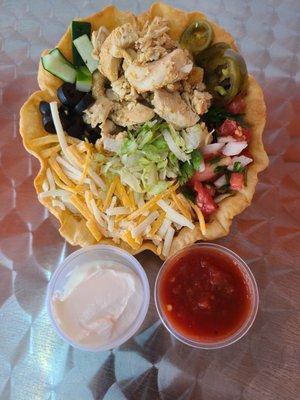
[86,219,103,241]
[103,176,118,211]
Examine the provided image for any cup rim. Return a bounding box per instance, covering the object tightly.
[154,243,259,349]
[46,244,150,352]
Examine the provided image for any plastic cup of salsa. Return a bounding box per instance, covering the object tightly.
[154,243,259,349]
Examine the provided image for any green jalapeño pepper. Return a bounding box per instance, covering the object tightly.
[196,43,248,104]
[180,20,214,54]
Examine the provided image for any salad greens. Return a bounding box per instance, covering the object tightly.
[101,120,205,195]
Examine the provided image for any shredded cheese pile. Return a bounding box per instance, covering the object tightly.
[33,102,206,257]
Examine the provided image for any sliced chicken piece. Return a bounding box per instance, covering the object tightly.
[181,90,212,116]
[100,120,127,153]
[135,16,176,64]
[83,97,114,128]
[91,26,109,60]
[99,23,138,82]
[91,71,107,98]
[152,89,199,129]
[110,102,155,127]
[125,49,193,92]
[111,76,138,102]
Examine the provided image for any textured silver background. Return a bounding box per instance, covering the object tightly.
[0,0,299,399]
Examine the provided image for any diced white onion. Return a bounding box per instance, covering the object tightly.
[157,199,194,230]
[228,155,253,170]
[218,136,237,143]
[158,218,172,239]
[222,141,248,156]
[162,226,175,257]
[201,143,224,155]
[132,211,159,238]
[214,175,227,188]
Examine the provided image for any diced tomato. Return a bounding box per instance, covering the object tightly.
[187,166,215,186]
[227,95,246,115]
[218,119,238,136]
[194,181,218,215]
[204,184,216,198]
[218,119,252,143]
[242,127,252,142]
[187,157,233,188]
[230,172,244,191]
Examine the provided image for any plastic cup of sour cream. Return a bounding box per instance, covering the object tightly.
[47,245,150,351]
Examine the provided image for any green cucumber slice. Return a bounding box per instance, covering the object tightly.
[71,21,91,66]
[73,34,98,73]
[41,49,76,83]
[76,66,92,92]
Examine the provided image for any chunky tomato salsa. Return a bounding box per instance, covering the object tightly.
[158,246,252,341]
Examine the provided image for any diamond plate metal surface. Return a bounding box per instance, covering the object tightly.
[0,0,299,399]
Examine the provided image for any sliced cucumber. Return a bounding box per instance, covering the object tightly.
[41,48,76,83]
[71,21,91,66]
[76,66,92,92]
[73,34,98,73]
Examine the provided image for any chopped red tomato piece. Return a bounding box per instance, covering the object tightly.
[227,95,246,114]
[218,119,238,136]
[230,172,244,191]
[190,165,216,183]
[194,181,218,215]
[218,119,251,142]
[204,184,216,198]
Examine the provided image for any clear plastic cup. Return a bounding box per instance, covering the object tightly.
[154,243,259,349]
[47,245,150,352]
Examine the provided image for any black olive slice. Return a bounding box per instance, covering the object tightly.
[42,114,56,133]
[57,83,85,108]
[84,125,101,144]
[74,93,95,114]
[66,115,86,139]
[39,101,51,115]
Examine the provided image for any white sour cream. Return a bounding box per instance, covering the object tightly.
[52,260,144,348]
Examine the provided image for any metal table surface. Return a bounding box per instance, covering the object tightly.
[0,0,299,399]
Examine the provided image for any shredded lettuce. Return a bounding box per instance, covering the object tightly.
[178,150,203,185]
[119,138,138,155]
[162,128,190,162]
[102,119,205,195]
[121,169,143,193]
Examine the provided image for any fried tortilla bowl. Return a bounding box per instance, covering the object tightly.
[19,2,268,259]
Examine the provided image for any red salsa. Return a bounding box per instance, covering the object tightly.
[159,246,252,341]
